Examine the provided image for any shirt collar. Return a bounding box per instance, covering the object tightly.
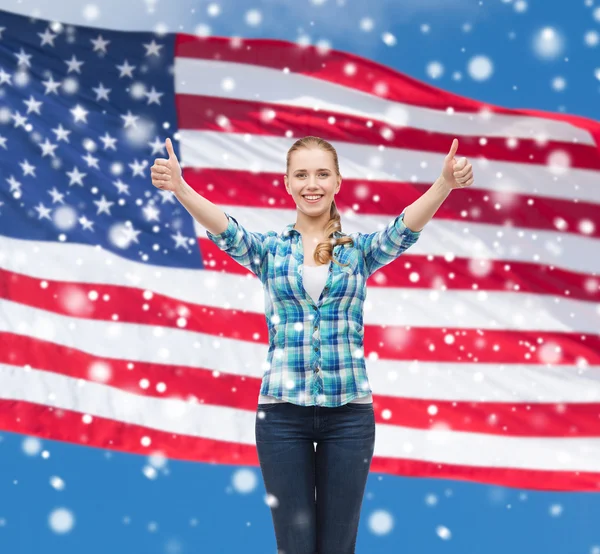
[279,223,345,240]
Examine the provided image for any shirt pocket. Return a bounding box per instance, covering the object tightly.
[329,250,365,302]
[336,250,361,275]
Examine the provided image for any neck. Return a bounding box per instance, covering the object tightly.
[293,210,333,236]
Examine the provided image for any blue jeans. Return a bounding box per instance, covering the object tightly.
[255,401,376,554]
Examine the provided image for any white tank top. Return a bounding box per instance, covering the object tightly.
[258,263,373,405]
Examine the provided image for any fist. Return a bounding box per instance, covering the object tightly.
[442,139,474,190]
[151,138,183,192]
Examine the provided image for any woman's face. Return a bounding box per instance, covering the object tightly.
[284,147,341,216]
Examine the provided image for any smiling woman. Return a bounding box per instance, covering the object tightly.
[156,131,471,554]
[284,136,355,267]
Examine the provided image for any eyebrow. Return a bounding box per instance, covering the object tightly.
[294,168,332,172]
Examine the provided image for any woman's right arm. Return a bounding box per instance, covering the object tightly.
[150,137,228,236]
[174,179,229,236]
[151,138,269,279]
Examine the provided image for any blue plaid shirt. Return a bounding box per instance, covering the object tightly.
[206,210,422,407]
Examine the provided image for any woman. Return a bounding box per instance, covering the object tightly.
[151,136,474,554]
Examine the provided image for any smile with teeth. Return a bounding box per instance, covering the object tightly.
[303,195,324,203]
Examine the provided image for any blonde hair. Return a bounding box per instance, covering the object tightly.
[286,136,354,267]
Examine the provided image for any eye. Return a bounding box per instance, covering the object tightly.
[319,172,329,177]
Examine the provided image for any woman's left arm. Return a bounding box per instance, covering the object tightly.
[402,138,474,233]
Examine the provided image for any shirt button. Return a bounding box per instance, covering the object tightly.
[314,347,319,351]
[313,326,318,331]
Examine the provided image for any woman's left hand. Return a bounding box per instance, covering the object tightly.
[441,138,474,190]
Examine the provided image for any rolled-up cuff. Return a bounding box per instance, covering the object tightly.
[397,209,422,238]
[206,212,236,246]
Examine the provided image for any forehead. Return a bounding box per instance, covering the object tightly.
[289,147,335,170]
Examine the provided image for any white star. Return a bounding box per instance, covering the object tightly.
[113,179,130,195]
[92,82,111,101]
[15,48,32,68]
[70,104,89,123]
[41,75,61,94]
[38,28,57,47]
[39,138,58,157]
[48,187,65,204]
[79,216,95,231]
[20,159,36,177]
[116,59,136,78]
[65,55,84,74]
[66,166,87,186]
[23,95,43,115]
[158,189,176,204]
[129,159,148,177]
[34,202,52,220]
[0,68,12,86]
[120,110,139,128]
[93,195,115,215]
[143,40,163,57]
[7,175,22,193]
[0,135,7,149]
[143,203,160,221]
[90,34,110,53]
[11,111,28,129]
[0,27,5,40]
[99,132,117,150]
[148,136,166,156]
[144,86,163,105]
[171,231,190,249]
[82,152,100,169]
[123,223,141,244]
[52,124,71,142]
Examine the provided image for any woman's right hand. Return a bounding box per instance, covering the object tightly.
[151,138,183,193]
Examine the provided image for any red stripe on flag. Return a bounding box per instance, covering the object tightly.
[2,399,599,491]
[185,168,600,240]
[199,239,600,304]
[3,269,599,365]
[174,34,600,150]
[4,332,600,438]
[176,94,600,171]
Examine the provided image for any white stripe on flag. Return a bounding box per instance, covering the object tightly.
[1,363,600,472]
[1,299,599,404]
[174,58,595,145]
[1,237,599,332]
[179,130,600,204]
[195,205,600,275]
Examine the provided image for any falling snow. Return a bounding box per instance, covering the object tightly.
[0,1,599,553]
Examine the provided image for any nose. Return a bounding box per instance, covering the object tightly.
[309,175,321,188]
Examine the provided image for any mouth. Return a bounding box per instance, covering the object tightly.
[302,195,324,204]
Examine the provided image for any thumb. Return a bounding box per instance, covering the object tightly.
[446,138,459,160]
[165,137,176,159]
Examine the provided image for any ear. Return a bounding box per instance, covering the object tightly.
[336,175,342,194]
[284,174,289,192]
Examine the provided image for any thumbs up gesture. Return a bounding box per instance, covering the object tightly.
[441,139,474,190]
[151,138,183,193]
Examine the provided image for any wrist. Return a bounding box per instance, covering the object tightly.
[173,177,187,198]
[434,175,452,195]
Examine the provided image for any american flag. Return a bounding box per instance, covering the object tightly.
[1,8,600,493]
